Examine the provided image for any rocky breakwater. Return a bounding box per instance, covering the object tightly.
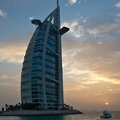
[0,110,83,116]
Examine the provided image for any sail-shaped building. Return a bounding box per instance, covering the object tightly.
[21,1,69,110]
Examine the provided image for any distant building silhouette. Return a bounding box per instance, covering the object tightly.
[21,1,69,110]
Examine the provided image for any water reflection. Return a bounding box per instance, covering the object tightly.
[0,112,120,120]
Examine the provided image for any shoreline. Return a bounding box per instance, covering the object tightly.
[0,110,83,116]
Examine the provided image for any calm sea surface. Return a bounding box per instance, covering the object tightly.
[0,111,120,120]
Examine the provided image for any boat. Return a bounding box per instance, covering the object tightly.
[100,110,112,118]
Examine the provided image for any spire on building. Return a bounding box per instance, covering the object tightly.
[57,0,59,7]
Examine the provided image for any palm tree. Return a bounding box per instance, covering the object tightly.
[5,104,8,111]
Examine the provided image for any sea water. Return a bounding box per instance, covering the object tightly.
[0,111,120,120]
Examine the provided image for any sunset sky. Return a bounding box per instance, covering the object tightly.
[0,0,120,111]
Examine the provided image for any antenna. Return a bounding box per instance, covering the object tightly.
[57,0,59,7]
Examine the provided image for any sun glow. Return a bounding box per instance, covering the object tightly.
[106,102,109,105]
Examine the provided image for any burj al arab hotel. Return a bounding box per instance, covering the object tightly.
[21,0,69,110]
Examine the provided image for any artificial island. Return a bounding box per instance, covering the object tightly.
[0,0,82,116]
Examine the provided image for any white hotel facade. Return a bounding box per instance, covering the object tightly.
[21,1,69,110]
